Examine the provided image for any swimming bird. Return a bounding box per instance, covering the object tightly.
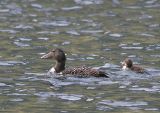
[121,58,145,73]
[41,48,109,77]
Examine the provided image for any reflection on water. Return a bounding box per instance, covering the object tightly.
[0,0,160,113]
[0,60,26,66]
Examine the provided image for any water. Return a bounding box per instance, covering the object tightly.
[0,0,160,113]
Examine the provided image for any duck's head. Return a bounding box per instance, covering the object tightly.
[41,48,66,62]
[121,58,133,70]
[41,48,66,73]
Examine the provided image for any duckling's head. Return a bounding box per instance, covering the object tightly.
[121,58,133,70]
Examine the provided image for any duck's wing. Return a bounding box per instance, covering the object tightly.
[62,66,109,77]
[131,65,145,73]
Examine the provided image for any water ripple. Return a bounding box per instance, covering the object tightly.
[144,4,160,8]
[138,33,154,37]
[14,24,33,30]
[6,3,23,15]
[0,29,18,34]
[35,92,83,101]
[31,3,43,9]
[61,6,82,11]
[104,11,117,17]
[139,14,153,20]
[150,55,160,58]
[146,44,160,51]
[80,30,103,34]
[0,9,9,13]
[119,43,143,50]
[37,31,59,35]
[46,76,110,87]
[109,33,123,38]
[74,0,104,5]
[0,83,7,86]
[38,37,49,41]
[98,81,118,85]
[66,30,80,36]
[102,63,120,69]
[145,108,159,111]
[98,100,148,107]
[125,6,141,9]
[7,93,28,96]
[18,37,32,41]
[129,87,160,93]
[96,105,113,111]
[121,46,143,50]
[39,21,70,27]
[62,41,71,45]
[145,0,158,5]
[14,41,30,47]
[0,61,26,66]
[10,98,24,102]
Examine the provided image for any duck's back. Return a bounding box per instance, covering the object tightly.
[62,66,108,77]
[131,65,144,73]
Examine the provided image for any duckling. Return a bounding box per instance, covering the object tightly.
[121,58,145,73]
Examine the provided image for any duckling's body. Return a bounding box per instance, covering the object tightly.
[41,48,108,77]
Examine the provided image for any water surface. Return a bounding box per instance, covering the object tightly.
[0,0,160,113]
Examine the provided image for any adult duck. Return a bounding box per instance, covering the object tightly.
[41,48,109,77]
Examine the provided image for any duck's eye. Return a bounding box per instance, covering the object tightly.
[52,50,55,52]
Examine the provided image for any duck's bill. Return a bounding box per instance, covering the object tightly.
[120,61,125,65]
[41,52,53,59]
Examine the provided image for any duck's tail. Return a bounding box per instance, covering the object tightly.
[99,71,109,78]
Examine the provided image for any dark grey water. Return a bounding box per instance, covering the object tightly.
[0,0,160,113]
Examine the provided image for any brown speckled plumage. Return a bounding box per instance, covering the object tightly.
[62,66,107,77]
[41,48,108,77]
